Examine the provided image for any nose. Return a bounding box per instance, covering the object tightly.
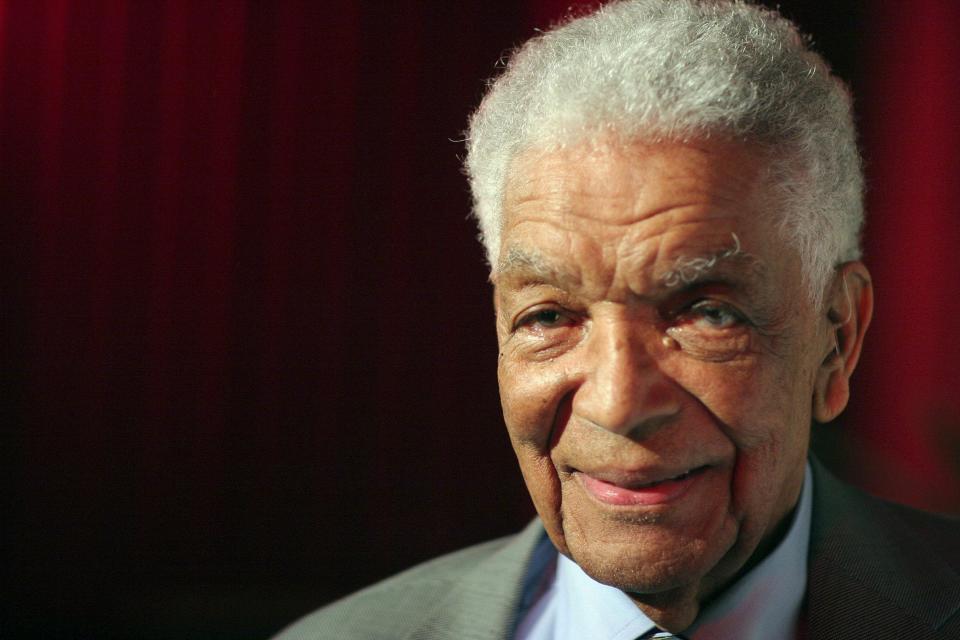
[573,317,680,439]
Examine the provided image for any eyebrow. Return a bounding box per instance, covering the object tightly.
[658,251,768,296]
[496,247,574,285]
[660,233,765,289]
[495,235,768,298]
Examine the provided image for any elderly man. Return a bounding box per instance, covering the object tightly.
[276,1,960,638]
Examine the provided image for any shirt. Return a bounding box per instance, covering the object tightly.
[515,463,813,640]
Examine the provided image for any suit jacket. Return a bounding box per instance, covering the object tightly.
[274,459,960,639]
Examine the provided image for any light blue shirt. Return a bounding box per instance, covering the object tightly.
[515,463,813,640]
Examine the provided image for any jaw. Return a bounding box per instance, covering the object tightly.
[586,519,759,633]
[625,471,806,633]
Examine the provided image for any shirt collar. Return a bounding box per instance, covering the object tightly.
[517,462,813,640]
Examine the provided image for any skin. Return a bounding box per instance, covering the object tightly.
[492,139,873,631]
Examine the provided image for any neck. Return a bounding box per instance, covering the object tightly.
[629,585,701,632]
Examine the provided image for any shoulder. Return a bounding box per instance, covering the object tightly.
[870,492,960,568]
[272,521,545,640]
[810,458,960,569]
[807,458,960,637]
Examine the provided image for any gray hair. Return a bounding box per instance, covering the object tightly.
[464,0,864,308]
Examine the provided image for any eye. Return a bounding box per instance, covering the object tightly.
[664,299,752,362]
[515,306,575,331]
[683,300,746,330]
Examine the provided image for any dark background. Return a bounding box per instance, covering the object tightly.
[2,1,958,638]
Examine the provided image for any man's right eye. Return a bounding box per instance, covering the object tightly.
[516,307,574,330]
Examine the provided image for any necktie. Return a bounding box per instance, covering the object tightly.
[640,630,691,639]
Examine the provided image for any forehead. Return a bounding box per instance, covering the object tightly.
[504,140,762,221]
[496,139,796,296]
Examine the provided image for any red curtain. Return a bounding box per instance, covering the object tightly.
[3,1,957,637]
[844,0,960,512]
[4,3,534,635]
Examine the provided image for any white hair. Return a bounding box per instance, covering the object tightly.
[464,0,863,308]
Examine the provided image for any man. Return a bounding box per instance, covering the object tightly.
[276,1,960,638]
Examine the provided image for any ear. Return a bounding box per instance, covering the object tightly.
[812,261,874,423]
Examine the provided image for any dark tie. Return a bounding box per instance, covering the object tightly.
[640,630,691,639]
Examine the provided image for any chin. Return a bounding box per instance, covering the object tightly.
[543,473,738,592]
[564,530,728,594]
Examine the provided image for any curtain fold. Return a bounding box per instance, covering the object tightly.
[845,0,960,511]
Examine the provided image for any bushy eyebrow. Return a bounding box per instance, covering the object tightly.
[495,233,767,296]
[658,233,767,291]
[656,252,768,297]
[495,247,583,290]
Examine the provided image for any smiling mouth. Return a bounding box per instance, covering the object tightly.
[576,465,709,506]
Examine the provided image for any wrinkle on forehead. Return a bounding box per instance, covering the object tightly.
[496,138,778,299]
[496,231,768,303]
[504,138,766,227]
[615,217,744,275]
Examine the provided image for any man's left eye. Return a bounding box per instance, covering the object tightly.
[686,301,744,329]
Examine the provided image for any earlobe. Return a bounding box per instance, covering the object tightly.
[812,262,874,423]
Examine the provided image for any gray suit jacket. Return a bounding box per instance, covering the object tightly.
[275,459,960,639]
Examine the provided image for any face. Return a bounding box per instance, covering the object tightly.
[494,139,833,619]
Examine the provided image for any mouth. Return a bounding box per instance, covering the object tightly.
[575,465,709,506]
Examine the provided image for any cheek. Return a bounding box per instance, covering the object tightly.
[498,357,571,449]
[498,357,573,551]
[666,353,805,443]
[668,355,811,518]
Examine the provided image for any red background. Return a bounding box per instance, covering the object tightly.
[3,1,958,637]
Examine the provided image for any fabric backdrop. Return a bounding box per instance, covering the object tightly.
[3,1,958,638]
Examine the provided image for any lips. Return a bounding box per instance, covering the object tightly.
[576,465,708,506]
